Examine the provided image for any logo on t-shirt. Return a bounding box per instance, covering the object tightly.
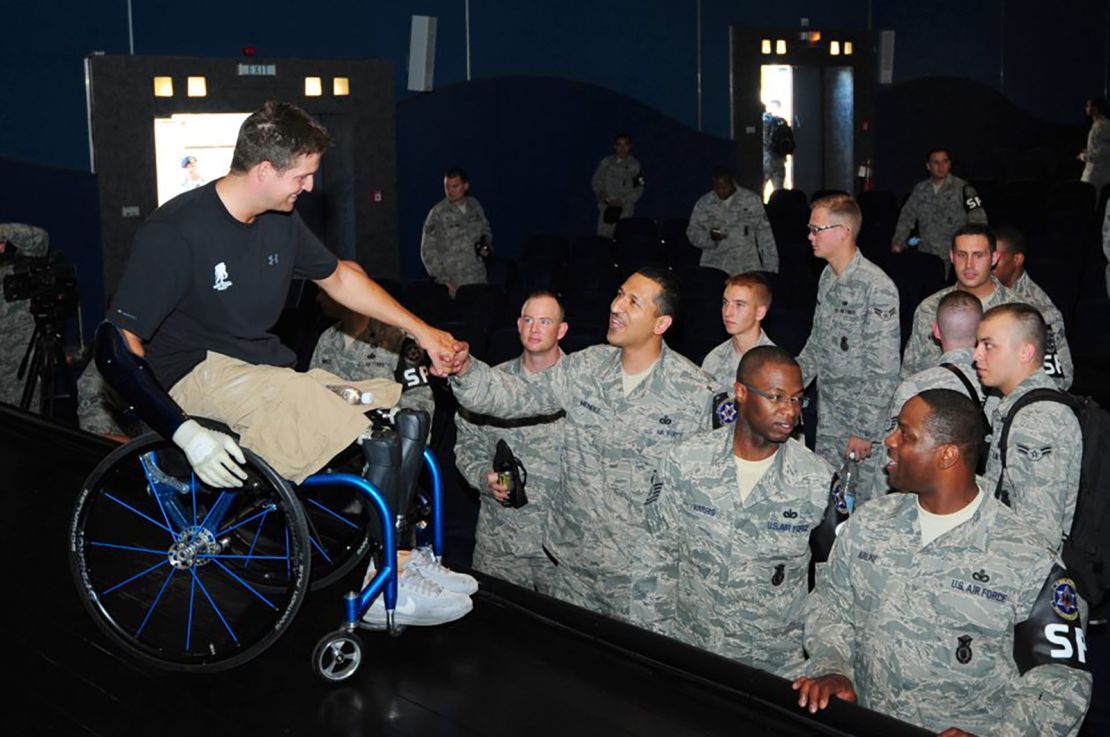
[213,262,233,291]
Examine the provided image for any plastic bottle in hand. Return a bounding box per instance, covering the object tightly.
[831,451,859,516]
[327,384,374,405]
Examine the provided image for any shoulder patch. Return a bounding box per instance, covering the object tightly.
[1015,443,1052,462]
[1051,577,1081,621]
[871,305,896,320]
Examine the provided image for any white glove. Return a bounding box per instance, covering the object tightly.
[172,419,248,488]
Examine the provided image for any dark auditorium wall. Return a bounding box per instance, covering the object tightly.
[3,1,1107,172]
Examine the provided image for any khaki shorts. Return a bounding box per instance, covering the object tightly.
[169,352,402,484]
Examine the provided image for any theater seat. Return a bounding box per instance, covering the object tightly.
[403,280,451,325]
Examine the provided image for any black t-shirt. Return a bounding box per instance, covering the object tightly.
[110,181,339,389]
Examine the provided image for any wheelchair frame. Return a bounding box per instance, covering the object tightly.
[69,431,445,682]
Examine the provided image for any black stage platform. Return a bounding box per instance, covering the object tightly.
[1,404,1098,737]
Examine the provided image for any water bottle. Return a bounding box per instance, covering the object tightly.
[327,384,374,405]
[831,451,858,515]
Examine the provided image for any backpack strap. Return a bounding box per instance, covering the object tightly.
[940,362,981,404]
[994,387,1075,504]
[940,362,991,452]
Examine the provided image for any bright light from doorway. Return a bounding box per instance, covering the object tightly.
[760,64,795,200]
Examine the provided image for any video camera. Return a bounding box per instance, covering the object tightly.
[2,252,79,320]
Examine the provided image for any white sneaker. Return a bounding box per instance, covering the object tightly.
[360,561,472,630]
[406,546,479,595]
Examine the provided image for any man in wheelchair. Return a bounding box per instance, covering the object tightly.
[96,100,474,628]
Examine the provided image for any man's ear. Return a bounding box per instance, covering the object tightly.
[931,321,942,343]
[254,160,275,182]
[756,304,769,322]
[734,380,747,403]
[653,314,673,336]
[1018,341,1038,366]
[936,442,962,471]
[557,321,569,341]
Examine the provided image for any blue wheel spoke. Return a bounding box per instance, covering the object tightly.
[186,571,197,651]
[191,569,239,645]
[199,492,228,530]
[305,497,359,530]
[242,509,269,569]
[197,554,289,560]
[104,492,173,536]
[215,506,272,538]
[89,541,168,555]
[191,472,198,526]
[284,525,290,578]
[135,567,177,637]
[101,559,171,596]
[309,535,333,564]
[211,559,278,610]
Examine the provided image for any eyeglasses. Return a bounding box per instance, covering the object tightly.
[806,223,844,235]
[739,382,810,409]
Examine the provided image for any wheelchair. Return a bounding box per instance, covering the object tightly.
[68,409,446,683]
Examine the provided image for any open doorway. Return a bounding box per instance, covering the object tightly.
[732,28,875,200]
[760,65,794,201]
[760,64,856,200]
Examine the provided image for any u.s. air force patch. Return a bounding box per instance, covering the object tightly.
[1015,443,1052,462]
[1051,577,1080,621]
[871,306,896,320]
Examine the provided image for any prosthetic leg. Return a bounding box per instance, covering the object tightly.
[357,410,473,630]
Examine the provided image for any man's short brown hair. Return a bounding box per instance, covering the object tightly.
[230,101,332,173]
[982,303,1047,363]
[810,193,862,234]
[723,271,773,309]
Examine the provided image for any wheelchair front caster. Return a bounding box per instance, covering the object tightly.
[312,631,363,681]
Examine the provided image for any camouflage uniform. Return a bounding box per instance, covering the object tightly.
[451,344,715,627]
[901,278,1072,390]
[865,346,983,503]
[796,249,900,476]
[649,429,832,677]
[892,174,988,263]
[700,330,776,396]
[591,154,643,238]
[983,370,1082,551]
[805,491,1092,736]
[1103,204,1110,298]
[455,353,565,591]
[1081,117,1110,196]
[0,224,49,407]
[762,112,787,191]
[420,197,491,288]
[76,360,128,436]
[1101,203,1110,297]
[686,188,779,274]
[309,321,434,417]
[1009,271,1074,389]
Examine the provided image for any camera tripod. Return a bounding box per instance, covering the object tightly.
[17,310,77,422]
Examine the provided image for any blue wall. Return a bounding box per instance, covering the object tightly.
[3,1,1107,172]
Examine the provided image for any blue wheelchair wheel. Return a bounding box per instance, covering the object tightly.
[69,433,311,672]
[296,478,374,592]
